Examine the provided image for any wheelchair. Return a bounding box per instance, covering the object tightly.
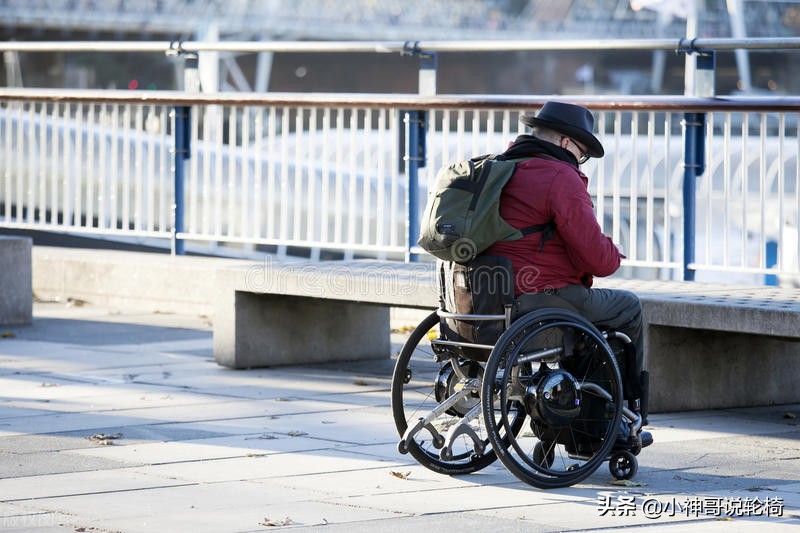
[391,259,648,489]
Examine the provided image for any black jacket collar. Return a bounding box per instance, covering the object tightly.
[498,135,579,167]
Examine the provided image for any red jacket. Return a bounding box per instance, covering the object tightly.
[485,155,622,295]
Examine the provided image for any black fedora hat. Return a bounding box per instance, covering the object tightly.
[520,101,604,158]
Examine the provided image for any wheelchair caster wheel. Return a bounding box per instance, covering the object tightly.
[609,450,638,480]
[398,440,409,455]
[533,441,555,469]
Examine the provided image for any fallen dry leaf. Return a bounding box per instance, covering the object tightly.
[88,433,123,446]
[390,471,411,479]
[287,430,308,437]
[784,412,796,419]
[245,434,278,440]
[89,432,122,440]
[1,331,15,338]
[610,479,647,487]
[352,379,370,386]
[259,516,295,527]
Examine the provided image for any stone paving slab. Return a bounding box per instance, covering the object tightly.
[116,447,400,485]
[66,433,360,465]
[0,469,190,502]
[0,301,799,532]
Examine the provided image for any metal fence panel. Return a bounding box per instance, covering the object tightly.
[1,92,799,286]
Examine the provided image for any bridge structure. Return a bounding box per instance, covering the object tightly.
[2,0,799,40]
[2,0,800,95]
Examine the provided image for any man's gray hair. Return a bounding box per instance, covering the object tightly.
[532,125,562,144]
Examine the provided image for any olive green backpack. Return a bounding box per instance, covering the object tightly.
[418,154,555,263]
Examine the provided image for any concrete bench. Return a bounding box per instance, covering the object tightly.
[0,236,32,325]
[213,259,437,369]
[603,279,800,412]
[213,258,800,412]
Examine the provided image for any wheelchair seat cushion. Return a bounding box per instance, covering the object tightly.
[512,292,580,321]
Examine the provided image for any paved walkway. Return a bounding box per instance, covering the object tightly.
[0,302,798,532]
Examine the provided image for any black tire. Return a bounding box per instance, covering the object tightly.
[391,311,521,475]
[609,450,638,480]
[481,308,624,489]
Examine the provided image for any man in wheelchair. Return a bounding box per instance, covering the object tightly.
[395,101,652,488]
[482,101,652,450]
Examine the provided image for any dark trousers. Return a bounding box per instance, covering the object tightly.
[516,284,644,375]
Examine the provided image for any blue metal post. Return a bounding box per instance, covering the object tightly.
[173,105,191,255]
[682,111,705,281]
[405,110,426,262]
[680,48,713,281]
[403,44,435,262]
[765,240,779,286]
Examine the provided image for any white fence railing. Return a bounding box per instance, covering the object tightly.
[0,90,799,286]
[0,101,174,238]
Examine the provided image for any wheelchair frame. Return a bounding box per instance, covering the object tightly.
[391,303,645,489]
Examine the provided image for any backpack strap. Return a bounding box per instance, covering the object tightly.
[520,221,557,253]
[520,221,556,237]
[469,153,557,253]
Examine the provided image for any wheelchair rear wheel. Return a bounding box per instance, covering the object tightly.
[391,311,523,475]
[481,308,624,489]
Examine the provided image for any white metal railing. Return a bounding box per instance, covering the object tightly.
[1,90,799,285]
[0,101,173,238]
[181,105,405,256]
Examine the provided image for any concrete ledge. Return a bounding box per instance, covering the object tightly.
[0,235,32,325]
[597,279,800,412]
[216,260,800,411]
[212,261,414,368]
[601,279,800,339]
[647,325,800,411]
[230,258,438,308]
[28,249,800,411]
[33,246,252,316]
[214,292,390,369]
